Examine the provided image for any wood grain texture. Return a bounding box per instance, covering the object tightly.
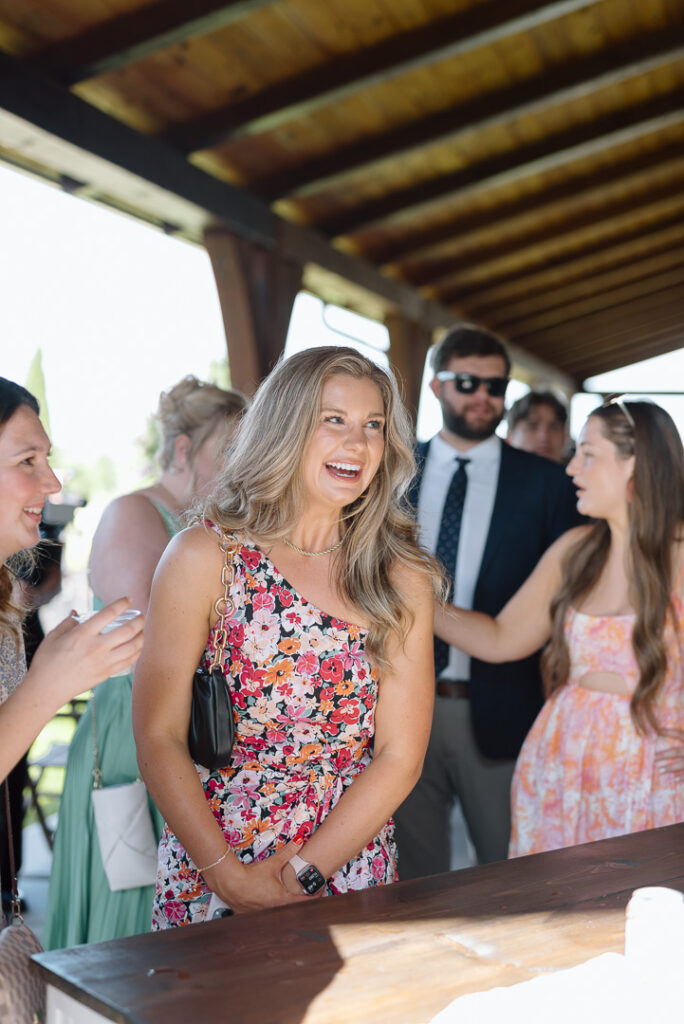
[33,824,684,1024]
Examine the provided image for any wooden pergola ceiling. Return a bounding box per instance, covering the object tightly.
[0,0,682,385]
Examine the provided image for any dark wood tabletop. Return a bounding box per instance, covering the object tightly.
[34,823,684,1024]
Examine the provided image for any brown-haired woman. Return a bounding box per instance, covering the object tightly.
[0,376,143,781]
[435,399,684,855]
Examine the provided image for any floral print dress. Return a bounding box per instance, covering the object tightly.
[510,580,684,857]
[152,535,397,929]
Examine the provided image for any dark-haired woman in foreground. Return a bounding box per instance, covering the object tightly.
[0,377,143,783]
[436,399,684,855]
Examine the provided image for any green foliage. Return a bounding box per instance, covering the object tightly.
[25,348,52,437]
[207,358,232,390]
[61,456,118,503]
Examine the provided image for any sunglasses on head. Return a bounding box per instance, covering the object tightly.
[601,393,635,430]
[436,371,509,398]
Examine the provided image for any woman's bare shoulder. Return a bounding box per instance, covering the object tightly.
[163,523,223,563]
[390,558,434,605]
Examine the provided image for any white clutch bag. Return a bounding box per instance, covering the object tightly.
[90,691,158,892]
[91,779,158,891]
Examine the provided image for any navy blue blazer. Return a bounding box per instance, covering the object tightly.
[410,438,583,760]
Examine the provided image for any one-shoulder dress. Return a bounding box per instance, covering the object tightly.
[152,536,397,929]
[510,581,684,857]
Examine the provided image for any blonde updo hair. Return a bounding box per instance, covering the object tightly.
[156,376,247,471]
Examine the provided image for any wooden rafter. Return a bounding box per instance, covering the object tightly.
[502,267,684,338]
[36,0,279,84]
[489,246,684,329]
[372,140,684,270]
[428,185,684,297]
[320,92,684,238]
[399,162,684,290]
[160,0,596,153]
[442,218,684,308]
[0,50,467,335]
[256,26,684,201]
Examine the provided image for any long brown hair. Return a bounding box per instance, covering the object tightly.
[199,346,442,672]
[542,401,684,733]
[0,378,41,648]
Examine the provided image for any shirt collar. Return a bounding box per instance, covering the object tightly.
[431,431,501,467]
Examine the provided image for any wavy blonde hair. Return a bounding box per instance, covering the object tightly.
[542,401,684,733]
[198,346,441,671]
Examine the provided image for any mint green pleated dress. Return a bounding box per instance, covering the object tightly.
[43,502,181,950]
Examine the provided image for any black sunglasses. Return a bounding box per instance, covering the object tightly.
[436,371,509,398]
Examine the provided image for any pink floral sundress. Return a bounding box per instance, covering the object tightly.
[510,581,684,857]
[152,536,397,929]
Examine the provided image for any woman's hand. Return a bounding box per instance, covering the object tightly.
[207,840,317,913]
[29,598,145,705]
[655,728,684,778]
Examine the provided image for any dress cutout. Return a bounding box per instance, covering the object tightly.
[153,536,396,929]
[510,581,684,856]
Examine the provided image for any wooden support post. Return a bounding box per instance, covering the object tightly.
[204,228,303,396]
[385,312,434,427]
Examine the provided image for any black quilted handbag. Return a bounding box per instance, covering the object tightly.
[188,532,238,771]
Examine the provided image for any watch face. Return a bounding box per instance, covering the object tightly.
[297,863,326,895]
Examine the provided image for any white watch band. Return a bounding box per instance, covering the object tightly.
[288,853,309,875]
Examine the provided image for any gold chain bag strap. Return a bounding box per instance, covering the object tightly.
[90,690,158,892]
[187,532,238,770]
[0,781,45,1024]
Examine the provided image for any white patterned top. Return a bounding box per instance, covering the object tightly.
[0,623,26,705]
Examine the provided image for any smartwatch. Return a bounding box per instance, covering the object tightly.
[288,852,326,895]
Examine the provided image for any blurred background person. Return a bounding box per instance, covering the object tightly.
[506,390,569,463]
[44,376,246,949]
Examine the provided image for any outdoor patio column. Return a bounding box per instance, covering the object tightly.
[385,312,434,427]
[204,228,303,396]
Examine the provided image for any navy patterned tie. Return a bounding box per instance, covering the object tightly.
[434,457,470,677]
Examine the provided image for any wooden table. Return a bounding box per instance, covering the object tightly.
[34,824,684,1024]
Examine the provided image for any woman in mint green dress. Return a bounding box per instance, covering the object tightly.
[44,376,246,949]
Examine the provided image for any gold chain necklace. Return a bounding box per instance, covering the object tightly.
[283,537,344,557]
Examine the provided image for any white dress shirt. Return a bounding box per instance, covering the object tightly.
[417,432,501,680]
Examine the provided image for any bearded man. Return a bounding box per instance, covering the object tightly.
[395,325,581,873]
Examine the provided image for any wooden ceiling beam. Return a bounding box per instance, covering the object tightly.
[572,332,684,380]
[428,186,684,296]
[558,320,684,376]
[488,246,684,329]
[256,26,684,202]
[0,50,464,332]
[505,267,684,337]
[438,210,684,306]
[320,92,684,239]
[390,145,684,281]
[517,285,684,351]
[160,0,596,153]
[401,170,684,292]
[459,228,684,315]
[37,0,279,84]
